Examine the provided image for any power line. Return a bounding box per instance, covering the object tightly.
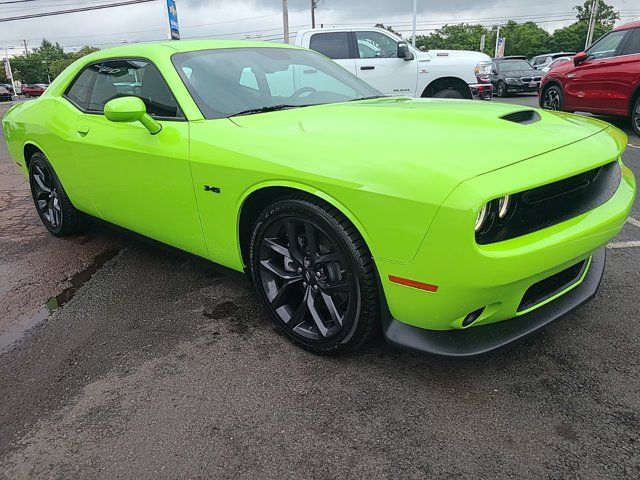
[0,0,155,22]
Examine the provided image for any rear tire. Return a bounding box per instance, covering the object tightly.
[249,196,379,354]
[632,96,640,137]
[542,85,564,111]
[29,152,86,237]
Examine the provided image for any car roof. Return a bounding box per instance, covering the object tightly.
[492,56,529,61]
[613,20,640,31]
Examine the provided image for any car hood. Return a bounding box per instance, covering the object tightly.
[230,97,609,180]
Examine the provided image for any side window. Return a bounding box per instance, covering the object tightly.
[622,28,640,55]
[586,29,628,60]
[66,59,180,118]
[356,31,398,59]
[309,32,350,59]
[65,68,97,110]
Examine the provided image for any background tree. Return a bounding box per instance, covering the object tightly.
[416,24,488,52]
[10,41,99,83]
[575,0,620,29]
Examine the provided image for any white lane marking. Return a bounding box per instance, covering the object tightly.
[607,241,640,249]
[627,217,640,229]
[628,143,640,150]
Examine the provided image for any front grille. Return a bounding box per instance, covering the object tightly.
[476,161,621,244]
[520,76,542,83]
[518,260,587,312]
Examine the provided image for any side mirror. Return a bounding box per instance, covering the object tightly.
[104,96,162,135]
[573,51,588,66]
[397,42,414,61]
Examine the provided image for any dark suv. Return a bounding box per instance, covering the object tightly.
[490,56,542,97]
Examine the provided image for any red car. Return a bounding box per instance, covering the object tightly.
[540,20,640,135]
[21,83,47,97]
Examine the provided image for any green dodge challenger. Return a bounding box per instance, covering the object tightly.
[2,41,636,356]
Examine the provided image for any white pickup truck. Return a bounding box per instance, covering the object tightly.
[294,27,493,100]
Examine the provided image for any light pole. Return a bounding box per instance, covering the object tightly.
[282,0,290,43]
[2,45,17,100]
[412,0,417,47]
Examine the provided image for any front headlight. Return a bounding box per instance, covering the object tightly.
[498,195,511,219]
[474,203,489,232]
[505,77,519,84]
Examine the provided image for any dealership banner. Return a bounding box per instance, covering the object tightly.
[496,37,506,58]
[3,58,10,79]
[166,0,180,40]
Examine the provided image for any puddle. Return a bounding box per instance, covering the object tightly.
[0,248,120,354]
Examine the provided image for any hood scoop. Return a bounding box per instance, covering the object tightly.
[501,110,541,125]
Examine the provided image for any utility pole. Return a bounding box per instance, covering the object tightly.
[22,39,28,56]
[412,0,417,47]
[282,0,290,43]
[585,0,599,49]
[2,45,16,100]
[311,0,316,29]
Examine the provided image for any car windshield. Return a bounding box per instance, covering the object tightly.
[498,60,533,72]
[172,47,383,119]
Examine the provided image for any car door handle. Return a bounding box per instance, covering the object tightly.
[360,66,375,70]
[76,126,90,136]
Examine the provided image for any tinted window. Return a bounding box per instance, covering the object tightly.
[497,60,533,72]
[66,59,180,118]
[622,28,640,55]
[355,31,399,59]
[309,32,350,59]
[172,47,381,119]
[586,29,628,59]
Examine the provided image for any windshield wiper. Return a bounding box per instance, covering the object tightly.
[228,104,302,117]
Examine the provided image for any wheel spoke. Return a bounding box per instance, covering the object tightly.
[304,222,318,259]
[47,204,56,227]
[316,251,341,264]
[37,199,47,212]
[32,172,51,193]
[263,237,290,258]
[270,277,302,308]
[260,259,301,281]
[322,281,350,293]
[307,290,329,337]
[285,220,303,263]
[286,289,309,327]
[321,292,343,326]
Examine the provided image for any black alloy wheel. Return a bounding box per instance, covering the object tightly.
[249,197,379,353]
[29,152,86,236]
[542,85,563,111]
[496,81,507,98]
[632,96,640,136]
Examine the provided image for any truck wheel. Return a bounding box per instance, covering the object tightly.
[632,96,640,136]
[432,88,465,99]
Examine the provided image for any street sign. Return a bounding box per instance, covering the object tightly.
[166,0,180,40]
[496,37,506,58]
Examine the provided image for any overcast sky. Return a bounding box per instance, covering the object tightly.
[1,0,638,54]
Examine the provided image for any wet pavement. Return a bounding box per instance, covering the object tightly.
[0,99,639,479]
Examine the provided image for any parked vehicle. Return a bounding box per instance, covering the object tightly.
[1,83,14,94]
[490,56,542,97]
[540,20,640,135]
[540,56,572,73]
[0,85,11,102]
[21,84,47,97]
[295,27,493,100]
[530,52,577,70]
[1,41,635,356]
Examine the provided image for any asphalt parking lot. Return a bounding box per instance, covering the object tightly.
[0,97,639,479]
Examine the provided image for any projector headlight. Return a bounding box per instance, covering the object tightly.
[505,77,519,84]
[498,195,512,219]
[475,203,489,232]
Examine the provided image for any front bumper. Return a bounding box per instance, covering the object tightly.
[469,83,493,100]
[505,82,540,93]
[382,248,605,357]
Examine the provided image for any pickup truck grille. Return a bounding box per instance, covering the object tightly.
[476,161,621,244]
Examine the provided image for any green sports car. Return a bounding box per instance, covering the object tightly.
[2,41,636,356]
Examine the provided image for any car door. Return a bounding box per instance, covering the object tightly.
[353,30,417,96]
[307,31,357,75]
[64,58,208,257]
[563,28,630,114]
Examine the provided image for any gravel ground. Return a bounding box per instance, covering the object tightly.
[0,98,638,479]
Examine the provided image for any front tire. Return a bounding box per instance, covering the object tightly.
[542,85,564,111]
[432,88,465,99]
[632,96,640,137]
[29,152,85,236]
[496,81,507,98]
[249,196,379,354]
